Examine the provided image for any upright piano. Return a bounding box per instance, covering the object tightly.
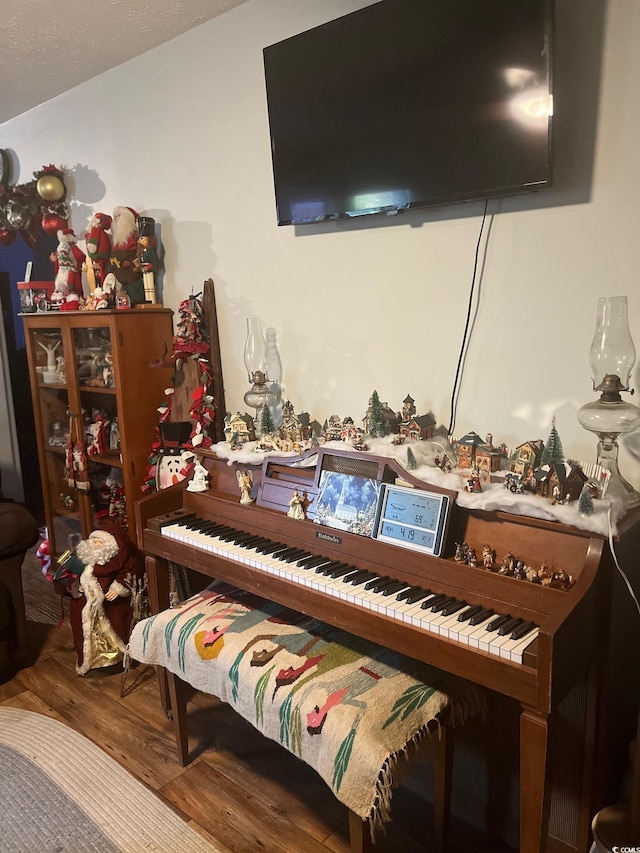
[136,446,640,853]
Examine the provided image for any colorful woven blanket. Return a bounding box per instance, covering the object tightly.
[129,581,485,832]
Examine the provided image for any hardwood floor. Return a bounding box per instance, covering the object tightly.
[1,549,514,853]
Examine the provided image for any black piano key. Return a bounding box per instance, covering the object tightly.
[196,521,227,534]
[511,620,538,640]
[282,549,309,563]
[405,588,432,605]
[316,560,344,574]
[298,555,329,569]
[260,541,287,555]
[371,578,400,593]
[349,571,377,586]
[421,593,448,610]
[232,531,258,544]
[487,614,512,633]
[340,570,363,583]
[498,617,524,637]
[328,563,354,578]
[365,575,389,590]
[246,537,271,551]
[469,608,495,626]
[457,604,484,622]
[218,528,240,540]
[396,585,422,601]
[273,547,299,560]
[241,536,268,549]
[292,550,312,561]
[382,581,410,596]
[431,596,458,613]
[442,599,468,617]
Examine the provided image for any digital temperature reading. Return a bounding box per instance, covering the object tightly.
[373,483,450,557]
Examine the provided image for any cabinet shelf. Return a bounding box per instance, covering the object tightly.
[78,385,117,395]
[87,453,123,468]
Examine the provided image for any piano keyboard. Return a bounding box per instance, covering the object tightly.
[161,517,539,664]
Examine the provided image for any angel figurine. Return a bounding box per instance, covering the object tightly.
[236,469,255,505]
[287,488,306,520]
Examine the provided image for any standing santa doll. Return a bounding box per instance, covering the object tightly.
[50,228,85,304]
[108,206,144,305]
[69,523,140,675]
[84,212,112,288]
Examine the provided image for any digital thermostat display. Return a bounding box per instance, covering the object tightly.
[373,484,450,557]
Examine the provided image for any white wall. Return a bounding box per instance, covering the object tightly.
[2,0,639,486]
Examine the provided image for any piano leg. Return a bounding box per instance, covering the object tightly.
[433,723,454,853]
[146,555,171,715]
[348,810,374,853]
[520,707,550,853]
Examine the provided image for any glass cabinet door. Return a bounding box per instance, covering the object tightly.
[27,324,82,555]
[72,326,126,531]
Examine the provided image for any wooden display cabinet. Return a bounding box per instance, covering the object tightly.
[21,309,173,557]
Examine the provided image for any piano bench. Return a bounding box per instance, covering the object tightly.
[129,580,486,852]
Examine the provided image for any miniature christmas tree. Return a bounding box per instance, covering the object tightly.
[406,447,417,470]
[578,484,594,516]
[541,416,564,465]
[368,390,388,438]
[258,401,275,436]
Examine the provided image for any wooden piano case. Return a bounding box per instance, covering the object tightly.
[135,448,640,853]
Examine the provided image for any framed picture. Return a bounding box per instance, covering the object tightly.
[313,470,381,537]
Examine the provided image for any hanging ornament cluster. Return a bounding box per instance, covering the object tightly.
[0,164,70,248]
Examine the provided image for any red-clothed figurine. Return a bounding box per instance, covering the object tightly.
[68,522,141,675]
[50,228,85,303]
[84,212,112,287]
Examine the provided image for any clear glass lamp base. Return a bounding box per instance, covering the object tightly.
[577,398,640,512]
[595,439,640,510]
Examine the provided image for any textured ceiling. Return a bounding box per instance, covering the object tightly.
[2,0,250,125]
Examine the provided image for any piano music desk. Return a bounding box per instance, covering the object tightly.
[135,450,640,853]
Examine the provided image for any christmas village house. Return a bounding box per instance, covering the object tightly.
[533,461,588,503]
[509,439,546,478]
[224,411,256,446]
[454,431,506,474]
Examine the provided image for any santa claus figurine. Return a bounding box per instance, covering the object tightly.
[50,228,86,302]
[108,206,144,306]
[69,523,140,676]
[84,212,112,287]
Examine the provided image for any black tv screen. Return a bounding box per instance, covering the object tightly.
[263,0,553,225]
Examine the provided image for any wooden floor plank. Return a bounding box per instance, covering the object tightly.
[161,760,337,853]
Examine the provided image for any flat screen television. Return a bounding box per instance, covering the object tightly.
[263,0,553,226]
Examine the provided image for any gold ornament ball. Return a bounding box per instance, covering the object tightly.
[36,174,65,202]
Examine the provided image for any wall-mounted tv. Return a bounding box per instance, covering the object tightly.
[263,0,554,226]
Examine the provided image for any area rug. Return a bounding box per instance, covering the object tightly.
[130,580,486,835]
[0,707,220,852]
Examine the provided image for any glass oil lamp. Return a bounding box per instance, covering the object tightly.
[577,296,640,510]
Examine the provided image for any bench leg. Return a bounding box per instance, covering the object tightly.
[348,810,374,853]
[167,670,191,766]
[432,724,454,853]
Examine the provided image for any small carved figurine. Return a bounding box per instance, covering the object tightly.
[538,560,553,586]
[454,542,467,563]
[513,560,527,581]
[287,488,306,520]
[482,544,495,570]
[499,552,516,576]
[236,469,255,505]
